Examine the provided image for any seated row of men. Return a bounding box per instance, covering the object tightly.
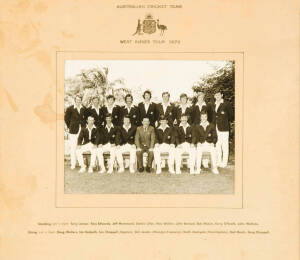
[75,112,219,175]
[65,89,233,173]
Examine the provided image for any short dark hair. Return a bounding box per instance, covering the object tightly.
[105,113,112,119]
[214,87,223,95]
[162,92,170,97]
[143,90,152,99]
[180,93,188,100]
[106,95,115,101]
[124,94,133,102]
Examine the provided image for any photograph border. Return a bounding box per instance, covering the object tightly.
[56,51,244,209]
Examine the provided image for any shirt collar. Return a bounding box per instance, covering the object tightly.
[179,123,190,128]
[215,99,224,105]
[74,104,83,110]
[200,121,209,128]
[87,125,96,131]
[196,101,206,107]
[107,104,116,110]
[106,123,114,130]
[123,124,131,129]
[179,103,190,109]
[158,125,169,131]
[162,102,171,107]
[143,101,152,106]
[91,105,100,110]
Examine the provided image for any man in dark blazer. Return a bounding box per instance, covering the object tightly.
[137,90,157,127]
[120,94,139,126]
[174,93,192,126]
[86,96,104,128]
[153,116,176,174]
[213,88,233,168]
[174,114,196,174]
[64,95,87,169]
[95,114,118,174]
[156,92,175,126]
[115,115,137,173]
[192,111,218,174]
[191,91,214,125]
[76,116,98,173]
[100,95,121,127]
[135,117,155,172]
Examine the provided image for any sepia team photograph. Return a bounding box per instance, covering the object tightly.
[64,60,235,194]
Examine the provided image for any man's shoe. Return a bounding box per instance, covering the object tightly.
[212,168,219,175]
[88,167,93,173]
[79,166,86,173]
[175,170,181,175]
[99,167,106,174]
[156,168,161,174]
[107,168,113,174]
[118,167,124,173]
[71,166,76,170]
[195,168,201,174]
[138,167,144,173]
[129,167,135,174]
[169,168,175,174]
[146,167,151,173]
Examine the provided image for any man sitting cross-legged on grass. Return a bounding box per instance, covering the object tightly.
[135,117,155,173]
[174,114,196,175]
[192,111,219,174]
[153,116,176,174]
[96,114,118,174]
[115,115,137,173]
[76,116,98,173]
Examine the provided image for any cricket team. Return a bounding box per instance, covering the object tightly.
[65,88,233,175]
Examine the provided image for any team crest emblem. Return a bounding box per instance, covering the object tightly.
[143,14,156,34]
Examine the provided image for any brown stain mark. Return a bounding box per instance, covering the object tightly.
[26,49,52,72]
[61,31,75,38]
[34,1,48,13]
[17,22,41,54]
[34,92,63,125]
[2,88,18,112]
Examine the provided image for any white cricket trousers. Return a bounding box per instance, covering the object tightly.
[196,142,218,171]
[76,142,97,168]
[96,143,116,170]
[175,142,196,172]
[69,133,79,168]
[116,144,136,169]
[216,128,229,167]
[154,143,175,171]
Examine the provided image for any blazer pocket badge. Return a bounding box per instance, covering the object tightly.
[208,133,211,137]
[150,111,153,114]
[112,135,115,137]
[133,115,136,118]
[221,111,225,114]
[115,115,118,118]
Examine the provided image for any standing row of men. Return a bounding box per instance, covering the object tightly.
[65,89,233,174]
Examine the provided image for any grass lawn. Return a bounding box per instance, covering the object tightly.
[64,159,234,194]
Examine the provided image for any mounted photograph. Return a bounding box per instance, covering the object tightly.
[64,60,235,194]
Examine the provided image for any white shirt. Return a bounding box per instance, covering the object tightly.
[123,124,131,132]
[126,105,132,113]
[200,121,209,130]
[162,102,171,114]
[179,104,189,114]
[143,102,151,113]
[91,105,100,115]
[87,125,96,140]
[215,99,224,112]
[106,123,114,132]
[196,101,206,111]
[179,123,190,134]
[107,105,115,114]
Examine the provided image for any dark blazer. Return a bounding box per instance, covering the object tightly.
[174,125,193,145]
[86,106,104,128]
[96,125,118,145]
[155,126,175,145]
[77,126,98,145]
[192,123,218,145]
[213,101,233,131]
[65,105,87,134]
[116,125,137,145]
[120,105,140,126]
[137,102,157,127]
[191,102,214,125]
[135,125,156,149]
[174,105,192,125]
[156,103,175,126]
[100,105,121,126]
